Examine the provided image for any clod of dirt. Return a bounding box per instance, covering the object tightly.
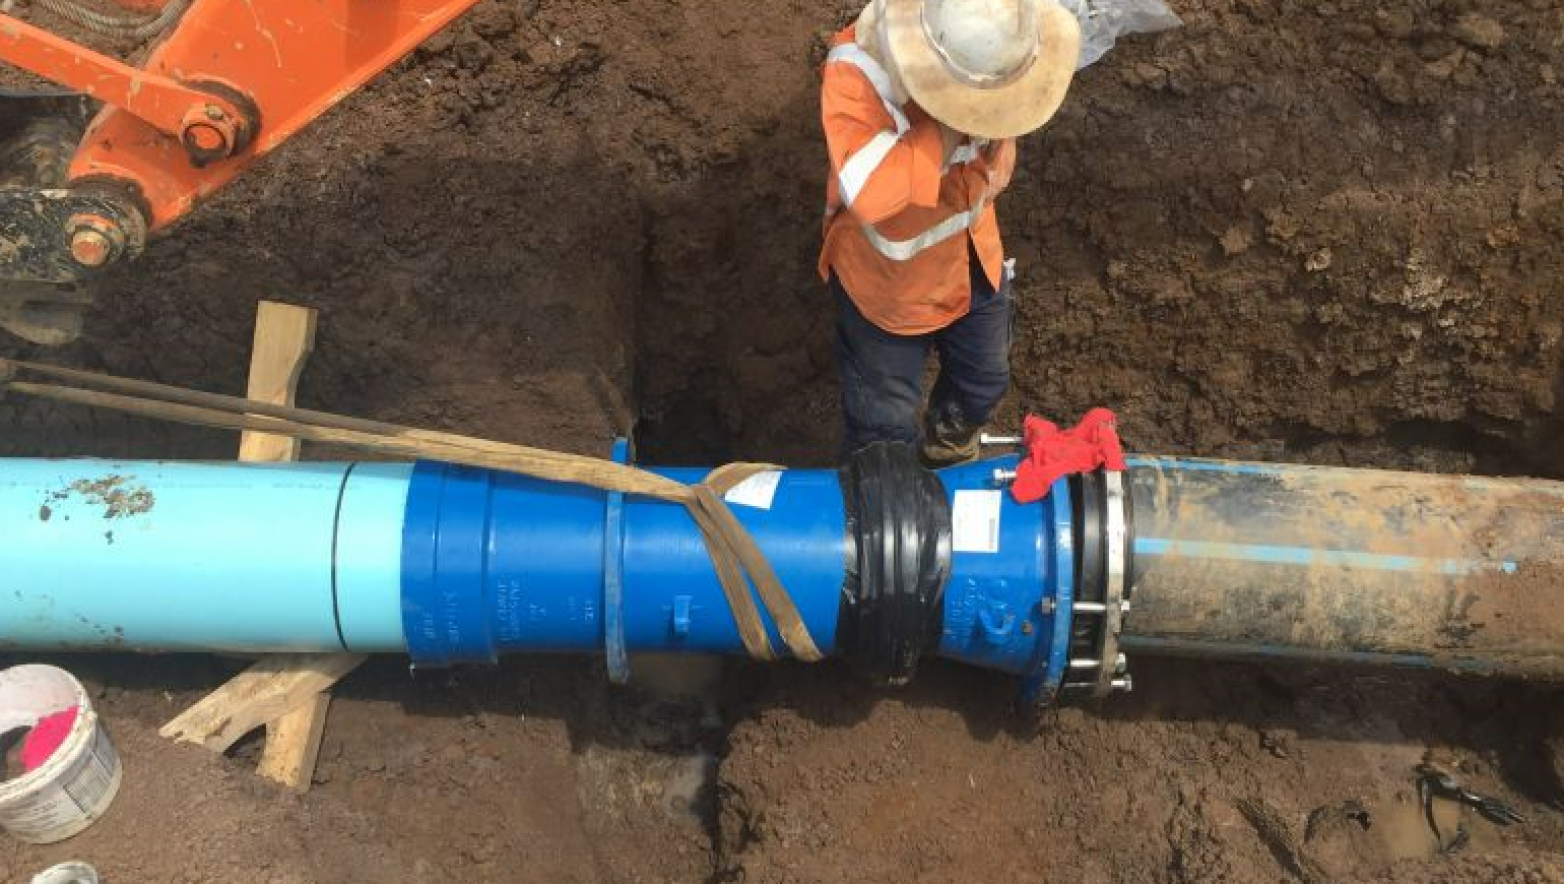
[1451,13,1505,51]
[61,477,154,519]
[0,726,30,782]
[1304,247,1333,273]
[1261,728,1293,758]
[1238,797,1332,884]
[1219,225,1254,256]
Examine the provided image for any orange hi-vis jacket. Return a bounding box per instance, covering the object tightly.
[819,24,1017,336]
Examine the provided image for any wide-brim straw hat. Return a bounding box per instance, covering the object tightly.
[875,0,1081,139]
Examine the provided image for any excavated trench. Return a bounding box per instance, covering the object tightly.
[3,0,1564,881]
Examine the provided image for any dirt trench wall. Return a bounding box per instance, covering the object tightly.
[2,0,1560,472]
[1015,0,1564,471]
[629,0,1564,468]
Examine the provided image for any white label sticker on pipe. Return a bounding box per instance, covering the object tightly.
[723,470,783,510]
[952,490,1002,553]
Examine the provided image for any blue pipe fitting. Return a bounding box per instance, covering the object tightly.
[932,455,1075,704]
[396,442,1079,701]
[398,456,851,668]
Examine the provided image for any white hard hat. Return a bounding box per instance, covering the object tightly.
[868,0,1081,139]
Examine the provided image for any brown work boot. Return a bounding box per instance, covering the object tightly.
[920,408,982,468]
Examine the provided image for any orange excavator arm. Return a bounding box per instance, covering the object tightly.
[0,0,485,286]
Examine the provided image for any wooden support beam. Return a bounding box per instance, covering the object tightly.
[237,300,317,462]
[163,300,362,792]
[159,653,365,753]
[255,693,333,791]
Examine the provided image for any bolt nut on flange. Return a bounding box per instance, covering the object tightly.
[1071,599,1131,614]
[1062,676,1133,693]
[1063,669,1133,694]
[65,214,125,269]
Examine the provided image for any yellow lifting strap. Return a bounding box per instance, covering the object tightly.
[0,358,824,664]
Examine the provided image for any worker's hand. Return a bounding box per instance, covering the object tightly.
[939,123,965,164]
[984,139,1016,193]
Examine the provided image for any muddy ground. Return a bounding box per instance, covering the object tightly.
[3,0,1564,881]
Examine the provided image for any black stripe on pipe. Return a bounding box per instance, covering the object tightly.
[328,461,360,652]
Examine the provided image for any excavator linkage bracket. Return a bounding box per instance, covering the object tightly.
[0,91,147,283]
[0,185,148,284]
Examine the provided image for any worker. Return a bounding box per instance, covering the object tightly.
[820,0,1081,463]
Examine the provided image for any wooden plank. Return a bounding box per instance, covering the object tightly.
[161,300,359,790]
[234,300,351,790]
[159,653,366,752]
[237,300,317,462]
[255,692,333,792]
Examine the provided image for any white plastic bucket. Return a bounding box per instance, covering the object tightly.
[0,665,121,843]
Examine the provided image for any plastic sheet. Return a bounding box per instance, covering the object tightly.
[1058,0,1182,68]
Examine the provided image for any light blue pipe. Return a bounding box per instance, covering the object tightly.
[0,460,410,653]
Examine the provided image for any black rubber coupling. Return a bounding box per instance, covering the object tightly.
[837,442,952,686]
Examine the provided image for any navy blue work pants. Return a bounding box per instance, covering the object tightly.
[833,249,1013,455]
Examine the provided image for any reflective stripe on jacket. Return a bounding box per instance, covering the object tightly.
[818,24,1016,335]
